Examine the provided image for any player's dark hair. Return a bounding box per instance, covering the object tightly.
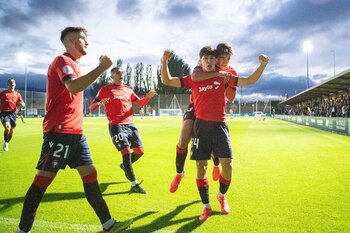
[7,78,15,83]
[60,27,87,43]
[199,46,215,58]
[110,67,123,73]
[215,43,233,57]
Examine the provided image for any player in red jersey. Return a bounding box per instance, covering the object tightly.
[90,67,157,194]
[0,78,25,151]
[191,45,269,221]
[160,50,232,193]
[17,27,132,233]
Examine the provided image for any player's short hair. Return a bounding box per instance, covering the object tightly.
[60,27,87,43]
[111,67,123,73]
[199,46,215,58]
[215,43,233,57]
[7,78,15,83]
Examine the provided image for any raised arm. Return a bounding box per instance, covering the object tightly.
[65,55,113,94]
[237,54,269,87]
[134,90,157,107]
[191,66,231,82]
[161,50,183,88]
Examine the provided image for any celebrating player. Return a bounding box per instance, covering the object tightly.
[16,27,132,233]
[89,67,157,194]
[0,78,25,151]
[160,50,231,193]
[191,45,269,221]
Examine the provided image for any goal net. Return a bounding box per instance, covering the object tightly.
[159,95,182,116]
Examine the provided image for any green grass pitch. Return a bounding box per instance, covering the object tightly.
[0,116,349,232]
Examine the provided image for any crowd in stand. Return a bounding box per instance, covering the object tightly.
[284,90,350,117]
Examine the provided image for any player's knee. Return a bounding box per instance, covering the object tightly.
[133,147,144,156]
[82,169,97,184]
[121,147,131,156]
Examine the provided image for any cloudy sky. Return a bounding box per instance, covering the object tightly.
[0,0,349,99]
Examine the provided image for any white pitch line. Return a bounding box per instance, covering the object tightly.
[0,217,101,232]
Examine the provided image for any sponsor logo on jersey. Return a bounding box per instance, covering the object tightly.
[198,81,221,92]
[62,65,74,75]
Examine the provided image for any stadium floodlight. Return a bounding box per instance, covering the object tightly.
[302,40,313,89]
[17,52,33,117]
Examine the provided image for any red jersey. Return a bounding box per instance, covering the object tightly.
[94,84,143,125]
[222,66,238,102]
[0,90,23,113]
[180,75,194,103]
[191,67,236,122]
[43,52,83,134]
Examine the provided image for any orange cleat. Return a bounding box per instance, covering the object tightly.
[217,194,230,214]
[169,173,184,193]
[212,165,220,181]
[199,207,212,222]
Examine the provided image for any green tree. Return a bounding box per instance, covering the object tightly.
[156,54,191,94]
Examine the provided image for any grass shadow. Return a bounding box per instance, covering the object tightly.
[127,200,202,233]
[0,181,129,212]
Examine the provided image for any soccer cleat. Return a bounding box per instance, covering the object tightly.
[217,194,230,214]
[169,173,184,193]
[212,166,220,181]
[130,183,147,194]
[104,219,133,233]
[119,163,132,181]
[198,207,211,222]
[3,143,8,151]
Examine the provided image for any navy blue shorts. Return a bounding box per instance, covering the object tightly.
[109,123,143,150]
[36,132,93,172]
[190,119,232,160]
[0,112,17,128]
[183,103,195,121]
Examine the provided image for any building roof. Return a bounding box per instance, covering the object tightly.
[280,67,350,105]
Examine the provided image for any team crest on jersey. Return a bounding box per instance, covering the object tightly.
[62,65,74,75]
[52,159,59,168]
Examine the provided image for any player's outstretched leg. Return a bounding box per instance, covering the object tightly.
[169,145,187,193]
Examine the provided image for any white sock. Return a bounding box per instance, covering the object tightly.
[131,180,138,187]
[218,191,225,197]
[204,203,211,209]
[102,218,115,230]
[16,229,29,233]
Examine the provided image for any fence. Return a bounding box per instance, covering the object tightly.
[276,115,350,136]
[0,90,273,116]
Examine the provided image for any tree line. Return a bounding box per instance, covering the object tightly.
[89,54,191,97]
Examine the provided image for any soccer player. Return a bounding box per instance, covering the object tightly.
[0,78,25,151]
[89,67,157,194]
[191,45,269,221]
[161,50,232,193]
[16,27,132,233]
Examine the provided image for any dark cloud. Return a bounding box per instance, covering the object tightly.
[242,72,314,97]
[116,0,141,18]
[261,0,350,30]
[0,0,87,32]
[158,2,201,20]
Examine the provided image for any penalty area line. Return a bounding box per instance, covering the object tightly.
[0,217,101,232]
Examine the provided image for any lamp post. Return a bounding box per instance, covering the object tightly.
[330,50,335,76]
[17,53,32,117]
[303,40,313,89]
